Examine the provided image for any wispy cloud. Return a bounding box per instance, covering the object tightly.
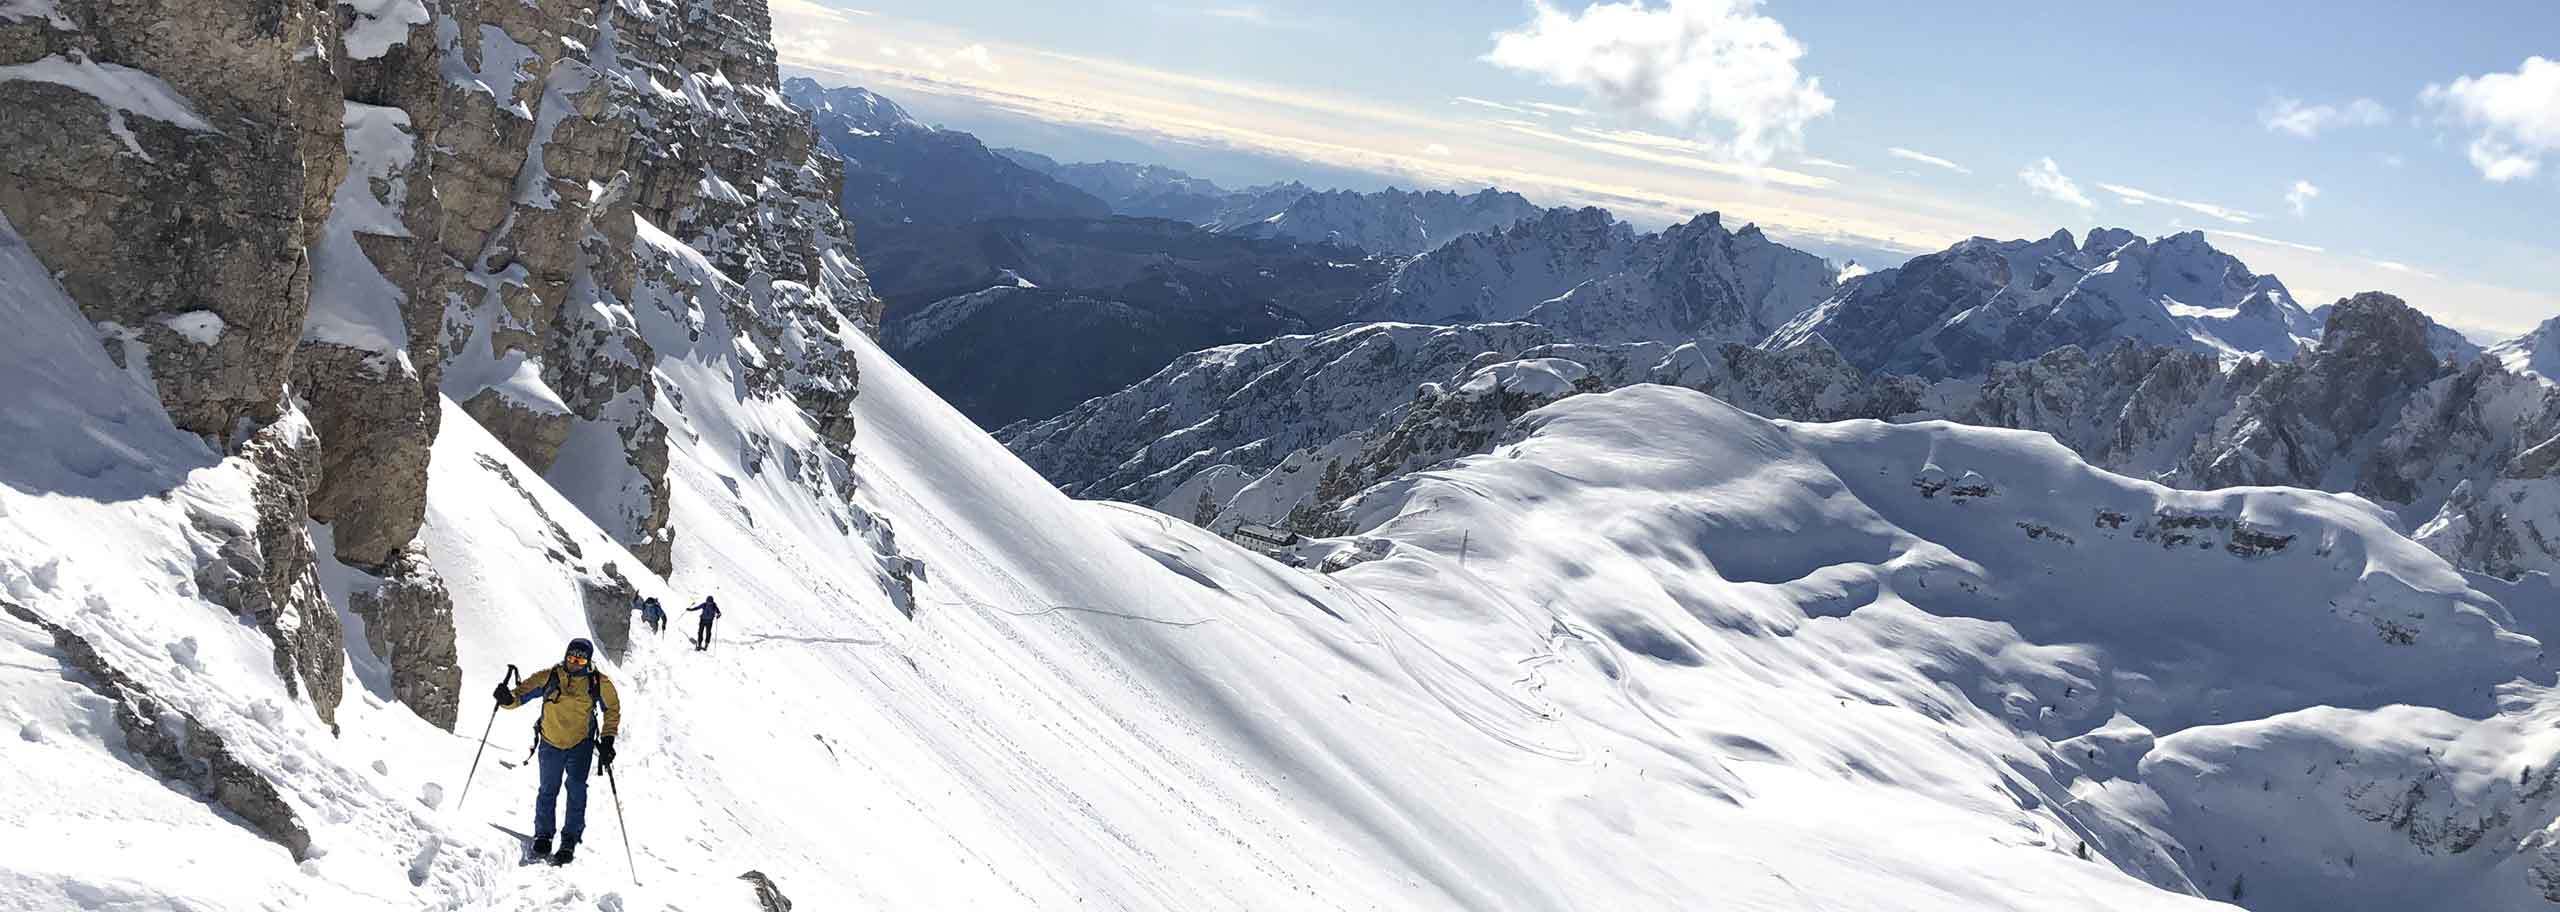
[953,43,1000,73]
[2261,97,2390,138]
[1161,5,1304,28]
[2017,157,2091,208]
[2095,182,2256,224]
[2370,258,2441,280]
[2284,179,2319,217]
[2424,56,2560,182]
[1421,143,1453,157]
[1490,121,1839,188]
[1887,147,1968,174]
[1454,96,1542,117]
[1798,157,1852,170]
[1520,101,1590,117]
[1485,0,1834,166]
[2206,228,2323,254]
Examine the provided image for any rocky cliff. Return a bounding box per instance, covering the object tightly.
[0,0,878,730]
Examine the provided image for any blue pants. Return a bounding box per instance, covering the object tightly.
[533,740,594,843]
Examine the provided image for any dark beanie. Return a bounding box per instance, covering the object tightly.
[566,638,595,659]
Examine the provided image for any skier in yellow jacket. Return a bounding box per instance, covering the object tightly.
[493,637,621,865]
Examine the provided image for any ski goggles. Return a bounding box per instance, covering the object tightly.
[564,654,591,668]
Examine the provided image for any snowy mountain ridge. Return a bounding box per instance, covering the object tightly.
[1028,293,2560,584]
[2491,314,2560,381]
[1340,205,1842,344]
[784,77,1114,233]
[1772,228,2323,377]
[10,4,2560,912]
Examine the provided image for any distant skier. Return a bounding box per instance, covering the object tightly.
[492,638,622,865]
[686,596,721,651]
[637,596,667,635]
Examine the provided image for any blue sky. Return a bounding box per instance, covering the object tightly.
[770,0,2559,337]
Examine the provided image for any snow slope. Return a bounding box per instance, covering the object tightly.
[11,198,2560,911]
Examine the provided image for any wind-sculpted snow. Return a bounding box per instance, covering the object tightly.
[1325,385,2559,909]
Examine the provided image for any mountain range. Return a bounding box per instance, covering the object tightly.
[6,13,2560,912]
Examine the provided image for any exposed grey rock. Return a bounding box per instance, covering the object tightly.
[582,563,636,662]
[236,414,343,728]
[4,599,313,859]
[346,546,463,730]
[2186,292,2441,490]
[0,0,345,439]
[739,870,794,912]
[297,342,438,570]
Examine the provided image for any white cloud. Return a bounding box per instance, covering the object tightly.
[1521,101,1590,117]
[1454,96,1542,116]
[2017,157,2091,208]
[1485,0,1834,166]
[953,43,1000,73]
[2466,137,2541,182]
[2094,182,2257,224]
[1199,6,1274,25]
[2261,97,2390,138]
[2424,57,2560,182]
[1422,143,1453,157]
[1798,157,1852,170]
[1887,147,1968,174]
[2284,179,2319,217]
[2206,229,2323,254]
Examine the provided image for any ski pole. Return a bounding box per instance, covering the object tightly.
[605,760,638,884]
[456,664,518,810]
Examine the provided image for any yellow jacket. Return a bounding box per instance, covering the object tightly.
[505,664,622,750]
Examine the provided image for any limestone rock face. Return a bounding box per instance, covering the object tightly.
[346,546,463,729]
[1,0,874,723]
[2185,293,2442,490]
[236,413,345,728]
[0,0,345,438]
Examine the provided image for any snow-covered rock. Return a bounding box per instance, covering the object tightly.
[2490,314,2560,382]
[999,150,1312,226]
[1224,186,1545,256]
[1772,228,2320,378]
[1351,208,1837,344]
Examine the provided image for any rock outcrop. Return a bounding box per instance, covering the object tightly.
[6,600,314,859]
[0,0,876,726]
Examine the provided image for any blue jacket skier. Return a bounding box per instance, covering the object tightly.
[686,596,722,651]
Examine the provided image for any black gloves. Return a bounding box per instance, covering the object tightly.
[491,682,512,705]
[598,736,617,769]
